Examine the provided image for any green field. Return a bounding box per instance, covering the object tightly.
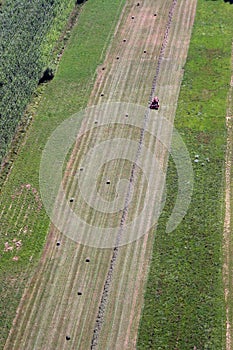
[1,0,233,348]
[0,0,79,164]
[137,0,233,349]
[0,0,125,346]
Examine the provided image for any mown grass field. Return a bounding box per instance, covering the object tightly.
[137,0,233,349]
[1,0,233,348]
[2,0,199,348]
[0,0,125,346]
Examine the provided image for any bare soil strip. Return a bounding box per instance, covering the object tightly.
[4,1,197,349]
[224,41,233,350]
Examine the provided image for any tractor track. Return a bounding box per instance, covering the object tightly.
[3,1,197,349]
[90,1,178,348]
[224,41,233,350]
[4,2,170,348]
[91,1,197,348]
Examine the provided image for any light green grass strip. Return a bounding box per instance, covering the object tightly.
[137,0,233,349]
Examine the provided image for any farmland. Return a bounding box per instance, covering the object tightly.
[0,0,126,346]
[1,0,233,349]
[137,1,233,349]
[0,0,77,165]
[2,0,197,348]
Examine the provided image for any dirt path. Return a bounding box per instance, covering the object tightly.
[224,41,233,350]
[4,1,197,349]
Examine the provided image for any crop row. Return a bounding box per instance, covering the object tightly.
[0,0,75,164]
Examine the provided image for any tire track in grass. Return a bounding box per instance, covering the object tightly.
[9,237,63,348]
[91,4,156,106]
[90,1,179,348]
[54,2,173,348]
[42,4,160,344]
[36,0,184,348]
[4,1,197,349]
[93,1,196,348]
[6,1,169,348]
[94,0,171,106]
[2,1,128,348]
[224,41,233,350]
[62,2,170,348]
[113,2,197,348]
[68,1,172,346]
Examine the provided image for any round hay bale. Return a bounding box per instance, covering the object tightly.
[56,241,61,246]
[106,180,111,185]
[66,336,71,341]
[101,93,104,96]
[132,16,135,19]
[144,50,147,53]
[70,198,74,203]
[116,56,120,60]
[85,258,90,262]
[123,39,126,42]
[102,67,105,70]
[78,291,82,296]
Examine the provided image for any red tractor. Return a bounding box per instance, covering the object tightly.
[150,96,159,110]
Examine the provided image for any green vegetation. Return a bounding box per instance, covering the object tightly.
[0,0,125,346]
[0,0,76,164]
[137,0,233,349]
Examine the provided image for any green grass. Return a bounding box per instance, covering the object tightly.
[0,0,125,346]
[137,1,233,349]
[0,0,77,163]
